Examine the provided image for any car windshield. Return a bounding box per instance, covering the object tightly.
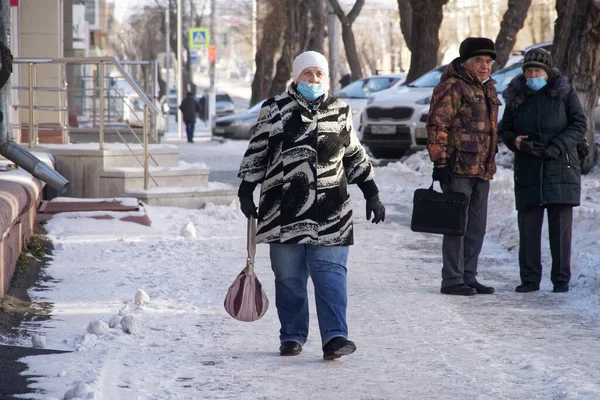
[216,94,232,102]
[406,68,444,88]
[492,63,523,93]
[336,77,399,99]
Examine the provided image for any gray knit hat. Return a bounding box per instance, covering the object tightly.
[522,48,552,75]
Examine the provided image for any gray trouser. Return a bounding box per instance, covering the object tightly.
[441,177,490,288]
[517,204,572,286]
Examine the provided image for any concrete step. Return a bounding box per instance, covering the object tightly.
[126,182,237,209]
[37,143,180,169]
[99,163,210,197]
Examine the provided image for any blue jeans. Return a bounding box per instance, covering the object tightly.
[184,120,195,142]
[269,244,350,346]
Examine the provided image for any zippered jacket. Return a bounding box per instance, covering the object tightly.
[499,70,587,210]
[238,84,376,246]
[426,58,501,180]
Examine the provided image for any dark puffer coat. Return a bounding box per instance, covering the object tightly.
[499,69,587,211]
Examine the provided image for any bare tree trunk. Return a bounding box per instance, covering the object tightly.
[397,0,412,52]
[269,0,310,96]
[251,1,285,105]
[404,0,448,85]
[307,0,326,53]
[493,0,533,71]
[327,0,365,81]
[553,0,600,173]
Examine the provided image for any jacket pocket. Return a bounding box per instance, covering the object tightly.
[454,140,479,173]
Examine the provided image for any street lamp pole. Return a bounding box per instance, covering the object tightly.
[208,0,216,131]
[176,0,183,140]
[165,6,170,134]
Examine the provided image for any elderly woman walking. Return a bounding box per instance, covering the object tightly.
[499,48,587,293]
[237,51,386,360]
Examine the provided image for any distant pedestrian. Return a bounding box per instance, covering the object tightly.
[499,48,586,293]
[339,73,352,88]
[237,50,385,360]
[179,92,200,143]
[198,95,207,122]
[426,37,501,296]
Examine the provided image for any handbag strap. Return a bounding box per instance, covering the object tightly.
[246,216,257,273]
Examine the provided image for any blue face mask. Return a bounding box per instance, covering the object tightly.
[297,82,326,101]
[526,77,547,91]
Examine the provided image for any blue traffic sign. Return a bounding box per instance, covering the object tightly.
[189,28,210,48]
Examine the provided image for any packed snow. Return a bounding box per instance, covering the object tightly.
[3,138,600,399]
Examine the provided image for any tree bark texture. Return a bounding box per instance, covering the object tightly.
[307,0,326,53]
[250,0,285,106]
[397,0,413,52]
[327,0,365,81]
[405,0,448,85]
[493,0,533,71]
[269,0,310,97]
[553,0,600,173]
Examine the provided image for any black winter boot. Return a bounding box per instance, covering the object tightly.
[323,337,356,360]
[279,341,302,356]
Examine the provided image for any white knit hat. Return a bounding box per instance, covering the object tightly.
[292,51,329,82]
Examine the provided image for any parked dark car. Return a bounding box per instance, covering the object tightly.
[212,100,266,139]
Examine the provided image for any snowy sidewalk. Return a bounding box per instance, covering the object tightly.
[9,149,600,399]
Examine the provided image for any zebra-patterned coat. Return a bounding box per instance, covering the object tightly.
[238,84,377,246]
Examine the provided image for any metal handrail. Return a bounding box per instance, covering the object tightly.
[11,57,160,190]
[13,56,158,116]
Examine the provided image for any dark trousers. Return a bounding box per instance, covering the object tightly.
[518,204,573,286]
[441,178,490,288]
[184,121,195,142]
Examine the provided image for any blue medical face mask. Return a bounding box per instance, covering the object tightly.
[297,82,326,101]
[526,76,547,91]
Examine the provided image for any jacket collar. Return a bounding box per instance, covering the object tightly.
[502,68,571,110]
[442,57,497,88]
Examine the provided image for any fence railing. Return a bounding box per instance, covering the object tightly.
[10,57,160,190]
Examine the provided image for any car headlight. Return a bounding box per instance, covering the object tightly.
[415,96,432,105]
[367,95,376,105]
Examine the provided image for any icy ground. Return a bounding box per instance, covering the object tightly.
[5,140,600,400]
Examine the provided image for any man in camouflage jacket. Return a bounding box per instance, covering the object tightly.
[426,37,501,296]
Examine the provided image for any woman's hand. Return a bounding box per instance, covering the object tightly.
[514,135,528,151]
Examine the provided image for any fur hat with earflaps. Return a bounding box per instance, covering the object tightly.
[459,37,497,62]
[522,48,552,75]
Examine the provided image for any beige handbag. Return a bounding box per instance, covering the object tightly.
[224,217,269,322]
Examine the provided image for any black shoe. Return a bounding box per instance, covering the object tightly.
[467,281,495,294]
[553,284,569,293]
[279,341,302,356]
[440,284,477,296]
[515,283,540,293]
[323,337,356,360]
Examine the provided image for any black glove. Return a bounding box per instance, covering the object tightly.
[366,195,385,224]
[544,144,561,161]
[239,197,258,219]
[520,139,545,158]
[432,163,451,185]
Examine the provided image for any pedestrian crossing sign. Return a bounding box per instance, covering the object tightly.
[189,28,210,49]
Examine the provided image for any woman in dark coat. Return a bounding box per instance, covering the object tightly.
[499,48,587,293]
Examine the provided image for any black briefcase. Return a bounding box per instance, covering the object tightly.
[410,182,468,236]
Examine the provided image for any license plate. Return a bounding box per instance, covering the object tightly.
[415,128,428,139]
[213,128,225,134]
[370,125,396,135]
